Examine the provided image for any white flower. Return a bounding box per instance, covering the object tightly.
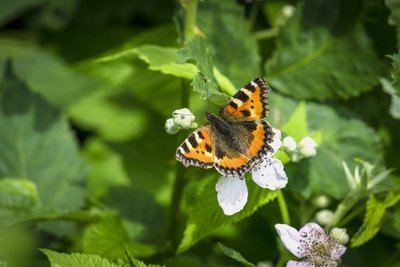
[298,137,317,158]
[275,223,347,267]
[173,108,195,129]
[216,128,288,215]
[282,136,297,152]
[165,118,179,134]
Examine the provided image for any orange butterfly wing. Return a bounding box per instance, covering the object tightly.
[219,77,270,121]
[176,125,214,169]
[213,121,274,177]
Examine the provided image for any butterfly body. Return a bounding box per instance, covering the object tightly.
[176,78,275,177]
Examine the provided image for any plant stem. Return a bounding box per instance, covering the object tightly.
[277,190,290,224]
[253,28,279,40]
[181,0,198,41]
[326,196,357,231]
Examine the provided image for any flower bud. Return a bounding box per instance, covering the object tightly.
[312,195,331,208]
[282,5,295,18]
[165,118,179,134]
[329,227,349,245]
[298,136,317,158]
[256,261,274,267]
[282,136,297,152]
[173,108,195,129]
[315,209,334,226]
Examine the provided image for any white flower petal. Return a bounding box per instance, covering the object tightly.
[269,128,282,155]
[252,158,288,190]
[215,175,248,216]
[330,243,347,260]
[287,260,315,267]
[275,224,304,258]
[299,222,325,236]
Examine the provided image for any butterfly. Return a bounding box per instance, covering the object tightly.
[176,78,275,177]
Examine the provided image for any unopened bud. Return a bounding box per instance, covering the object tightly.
[165,118,179,134]
[330,227,349,245]
[173,108,195,129]
[298,136,317,157]
[315,209,334,226]
[282,136,297,152]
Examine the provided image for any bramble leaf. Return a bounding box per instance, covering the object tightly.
[266,2,380,100]
[0,61,86,215]
[218,243,256,267]
[41,249,120,267]
[351,189,400,247]
[178,177,277,253]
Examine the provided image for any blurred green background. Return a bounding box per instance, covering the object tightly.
[0,0,400,266]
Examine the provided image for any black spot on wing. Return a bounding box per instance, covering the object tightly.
[242,121,257,132]
[240,110,251,117]
[244,82,256,92]
[229,101,238,109]
[197,130,204,140]
[205,143,212,153]
[215,146,226,159]
[181,143,190,153]
[235,90,250,102]
[188,134,198,148]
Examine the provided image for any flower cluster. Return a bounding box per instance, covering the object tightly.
[282,136,318,162]
[216,128,288,215]
[165,108,197,134]
[275,223,348,267]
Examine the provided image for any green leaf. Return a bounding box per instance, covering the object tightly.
[124,249,164,267]
[196,0,261,86]
[389,52,400,95]
[94,45,197,80]
[0,0,43,26]
[177,37,226,104]
[218,243,256,267]
[0,60,86,211]
[305,103,383,198]
[82,138,130,198]
[83,216,157,260]
[270,94,383,198]
[177,177,278,253]
[386,0,400,47]
[135,45,196,79]
[266,2,380,100]
[351,189,400,247]
[281,102,308,141]
[380,78,400,119]
[0,178,39,226]
[0,38,96,108]
[41,249,120,267]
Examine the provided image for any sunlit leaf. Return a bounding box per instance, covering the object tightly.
[178,177,277,253]
[351,188,400,247]
[41,249,119,267]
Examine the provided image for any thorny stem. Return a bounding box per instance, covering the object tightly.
[168,0,197,252]
[277,189,290,225]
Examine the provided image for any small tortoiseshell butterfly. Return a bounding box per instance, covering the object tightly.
[176,78,275,177]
